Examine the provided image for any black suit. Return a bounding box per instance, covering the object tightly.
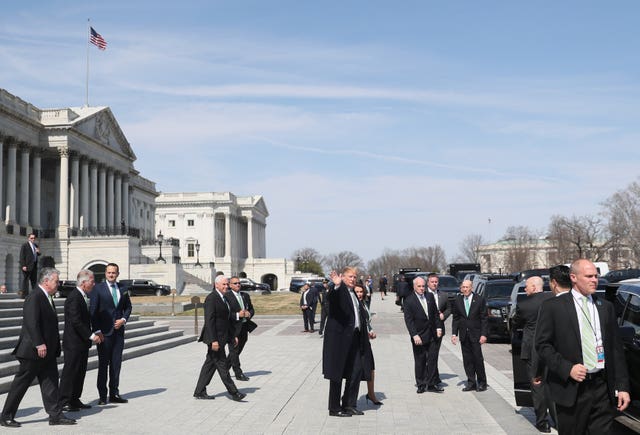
[1,288,63,420]
[428,289,451,382]
[90,281,132,400]
[535,291,630,434]
[19,241,39,296]
[318,284,329,334]
[403,292,443,389]
[451,292,488,388]
[59,288,95,407]
[512,291,554,427]
[194,290,240,396]
[322,283,367,412]
[225,290,256,377]
[300,287,318,331]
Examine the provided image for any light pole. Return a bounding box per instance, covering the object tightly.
[195,240,202,267]
[156,230,165,263]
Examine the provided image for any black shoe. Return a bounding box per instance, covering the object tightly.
[435,378,442,384]
[536,422,551,433]
[329,410,351,417]
[71,401,92,409]
[427,385,444,393]
[366,395,383,405]
[0,418,21,428]
[109,395,128,403]
[477,384,487,392]
[343,407,364,415]
[193,393,215,400]
[236,374,250,381]
[230,392,246,402]
[98,398,108,405]
[62,405,80,412]
[416,385,426,394]
[462,384,476,392]
[49,415,76,425]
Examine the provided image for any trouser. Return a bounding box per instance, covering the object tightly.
[526,358,550,426]
[194,345,239,396]
[59,348,89,406]
[1,358,61,419]
[328,331,363,411]
[96,332,125,399]
[21,268,37,296]
[302,308,315,331]
[227,326,248,375]
[461,334,486,386]
[555,373,613,435]
[412,339,439,388]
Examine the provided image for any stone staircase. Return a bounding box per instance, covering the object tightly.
[0,292,196,394]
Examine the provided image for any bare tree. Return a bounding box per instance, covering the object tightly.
[458,234,486,263]
[547,215,612,263]
[502,226,540,273]
[323,251,365,273]
[603,178,640,266]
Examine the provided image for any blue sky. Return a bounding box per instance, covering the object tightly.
[2,1,640,263]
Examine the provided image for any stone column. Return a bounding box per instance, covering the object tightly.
[114,173,122,227]
[98,166,106,228]
[107,169,115,229]
[122,177,130,228]
[80,159,89,229]
[57,147,70,235]
[19,146,30,226]
[30,151,41,228]
[225,213,231,258]
[70,155,80,228]
[247,217,254,258]
[5,142,17,224]
[90,163,98,229]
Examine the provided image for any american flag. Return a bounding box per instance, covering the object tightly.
[90,27,107,50]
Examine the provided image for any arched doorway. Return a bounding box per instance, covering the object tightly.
[87,263,107,283]
[261,273,277,291]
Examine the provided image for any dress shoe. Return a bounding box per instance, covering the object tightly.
[236,374,250,381]
[477,384,488,392]
[98,398,108,405]
[193,393,215,400]
[109,395,128,403]
[71,401,92,409]
[329,410,351,417]
[416,385,426,394]
[0,418,21,428]
[462,384,477,392]
[427,385,444,393]
[536,421,551,433]
[49,415,76,425]
[230,392,246,402]
[62,404,80,412]
[342,407,364,415]
[366,395,383,405]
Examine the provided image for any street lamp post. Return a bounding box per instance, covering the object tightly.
[156,230,165,263]
[195,240,202,267]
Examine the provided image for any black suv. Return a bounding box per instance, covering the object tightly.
[473,278,514,341]
[289,277,324,293]
[240,278,271,294]
[603,269,640,283]
[118,279,171,296]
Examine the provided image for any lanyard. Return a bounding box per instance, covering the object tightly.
[573,295,598,342]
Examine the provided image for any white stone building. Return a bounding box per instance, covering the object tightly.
[0,88,171,289]
[155,192,294,291]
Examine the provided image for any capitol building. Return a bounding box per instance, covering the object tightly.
[0,88,294,292]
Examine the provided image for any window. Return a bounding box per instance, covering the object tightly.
[187,243,195,257]
[187,219,195,227]
[168,220,176,227]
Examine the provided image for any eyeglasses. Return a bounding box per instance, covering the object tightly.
[230,282,240,285]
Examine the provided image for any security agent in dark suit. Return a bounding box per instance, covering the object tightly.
[89,262,132,405]
[225,277,257,381]
[322,267,368,417]
[426,272,451,385]
[535,259,630,435]
[403,276,444,393]
[299,283,318,332]
[194,275,246,401]
[1,268,76,427]
[451,279,489,392]
[318,280,329,335]
[511,276,554,433]
[59,270,104,412]
[18,233,40,298]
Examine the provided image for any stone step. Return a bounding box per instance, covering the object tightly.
[0,331,196,393]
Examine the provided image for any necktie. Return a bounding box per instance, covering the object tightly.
[581,297,597,370]
[49,294,55,310]
[464,296,470,316]
[110,283,118,306]
[237,292,247,322]
[433,291,439,310]
[350,290,360,330]
[419,295,428,317]
[31,243,37,260]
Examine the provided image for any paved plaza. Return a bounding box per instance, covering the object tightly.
[1,295,551,434]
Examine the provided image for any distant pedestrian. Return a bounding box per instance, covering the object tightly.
[18,233,40,298]
[379,274,388,300]
[319,280,329,336]
[395,274,410,310]
[299,283,317,332]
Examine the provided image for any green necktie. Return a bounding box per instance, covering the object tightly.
[110,283,118,306]
[464,296,470,316]
[49,295,55,310]
[581,297,597,370]
[237,292,246,322]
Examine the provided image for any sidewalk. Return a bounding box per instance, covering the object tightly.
[0,295,542,434]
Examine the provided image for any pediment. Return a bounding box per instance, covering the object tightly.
[73,108,136,160]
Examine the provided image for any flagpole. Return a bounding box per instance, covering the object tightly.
[86,18,90,107]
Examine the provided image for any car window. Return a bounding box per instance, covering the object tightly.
[621,293,640,336]
[438,277,458,287]
[486,283,513,299]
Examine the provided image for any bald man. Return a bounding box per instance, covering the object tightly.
[535,259,630,434]
[512,276,553,433]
